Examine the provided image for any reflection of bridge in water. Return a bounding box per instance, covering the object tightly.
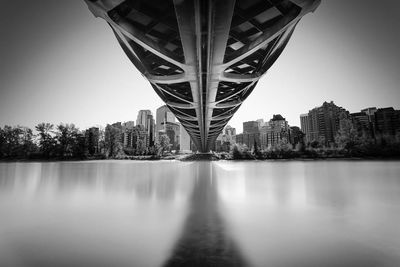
[163,162,248,267]
[85,0,320,152]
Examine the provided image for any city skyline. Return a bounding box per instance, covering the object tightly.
[0,100,397,135]
[1,1,400,132]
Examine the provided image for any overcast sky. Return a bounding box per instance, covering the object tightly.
[1,0,399,132]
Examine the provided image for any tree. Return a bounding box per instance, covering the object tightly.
[71,131,86,159]
[148,145,158,156]
[0,126,36,159]
[98,126,106,155]
[136,138,147,155]
[309,139,320,149]
[295,141,305,152]
[252,140,262,159]
[20,126,36,158]
[275,137,292,151]
[55,123,79,158]
[231,143,243,159]
[0,127,5,158]
[36,123,55,158]
[230,143,253,159]
[104,124,124,158]
[3,125,22,157]
[335,117,359,150]
[158,134,170,156]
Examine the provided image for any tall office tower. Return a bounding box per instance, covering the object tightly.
[146,114,155,146]
[85,0,320,152]
[300,113,310,143]
[156,105,176,141]
[136,110,152,129]
[180,124,191,152]
[305,101,350,145]
[242,121,260,149]
[243,121,259,134]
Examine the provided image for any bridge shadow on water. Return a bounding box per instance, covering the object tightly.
[162,162,248,267]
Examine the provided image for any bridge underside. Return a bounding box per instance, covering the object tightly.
[85,0,320,152]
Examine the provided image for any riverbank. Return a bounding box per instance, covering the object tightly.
[2,153,400,162]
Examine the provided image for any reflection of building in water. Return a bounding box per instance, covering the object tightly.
[163,162,248,267]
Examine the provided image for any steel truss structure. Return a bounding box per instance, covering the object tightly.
[85,0,320,152]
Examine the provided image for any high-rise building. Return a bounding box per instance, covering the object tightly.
[111,122,122,129]
[351,108,376,139]
[238,121,260,149]
[136,110,152,129]
[123,129,134,148]
[302,101,349,145]
[135,124,149,152]
[374,107,400,137]
[213,125,236,152]
[225,125,236,137]
[260,114,290,149]
[122,121,135,130]
[361,107,378,117]
[224,125,236,143]
[243,132,260,149]
[180,125,191,152]
[121,121,136,148]
[243,121,259,134]
[236,134,244,146]
[162,121,180,150]
[156,105,176,141]
[85,127,100,155]
[269,114,289,130]
[256,119,265,129]
[351,107,400,141]
[300,113,310,142]
[146,114,155,147]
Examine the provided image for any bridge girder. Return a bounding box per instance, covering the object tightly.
[85,0,320,152]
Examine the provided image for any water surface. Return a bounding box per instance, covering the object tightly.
[0,160,399,267]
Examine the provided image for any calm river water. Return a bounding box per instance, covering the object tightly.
[0,160,400,267]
